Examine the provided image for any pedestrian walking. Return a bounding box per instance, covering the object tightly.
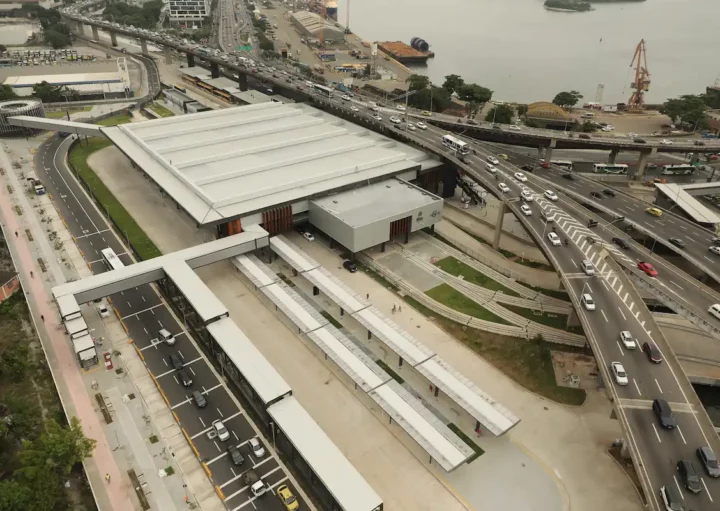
[105,474,111,483]
[30,271,33,278]
[14,231,18,237]
[398,305,402,313]
[40,315,44,322]
[391,304,396,314]
[366,293,369,299]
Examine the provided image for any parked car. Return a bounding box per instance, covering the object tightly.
[343,260,357,273]
[643,341,663,363]
[97,303,110,318]
[177,369,192,387]
[168,353,184,371]
[249,437,266,458]
[277,484,300,510]
[192,390,207,408]
[303,232,315,242]
[619,331,636,349]
[212,419,230,441]
[159,328,175,345]
[653,398,676,429]
[227,444,245,465]
[696,446,720,478]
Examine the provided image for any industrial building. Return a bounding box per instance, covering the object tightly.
[2,58,131,100]
[167,0,209,26]
[291,11,345,43]
[98,102,446,247]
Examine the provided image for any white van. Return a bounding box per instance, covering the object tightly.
[159,328,176,345]
[581,113,595,119]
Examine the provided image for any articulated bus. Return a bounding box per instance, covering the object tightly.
[661,164,696,176]
[550,160,573,171]
[101,248,125,272]
[313,84,334,98]
[593,163,629,174]
[442,134,470,155]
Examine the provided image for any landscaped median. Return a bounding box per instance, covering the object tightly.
[147,102,175,118]
[66,112,162,261]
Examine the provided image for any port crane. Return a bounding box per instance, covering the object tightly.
[627,39,650,110]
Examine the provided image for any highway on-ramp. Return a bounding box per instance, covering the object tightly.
[35,135,304,511]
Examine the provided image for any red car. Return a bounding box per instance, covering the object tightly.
[637,261,658,277]
[540,161,550,169]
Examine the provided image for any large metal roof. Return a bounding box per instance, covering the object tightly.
[101,102,439,225]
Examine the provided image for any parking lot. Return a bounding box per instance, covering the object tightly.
[37,135,305,511]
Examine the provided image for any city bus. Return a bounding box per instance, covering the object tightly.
[592,163,629,174]
[442,134,470,155]
[313,84,334,98]
[173,84,187,93]
[101,248,125,272]
[550,160,573,171]
[661,164,696,176]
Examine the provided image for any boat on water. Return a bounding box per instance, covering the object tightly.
[544,0,592,11]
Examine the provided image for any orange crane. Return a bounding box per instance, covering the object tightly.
[627,39,650,110]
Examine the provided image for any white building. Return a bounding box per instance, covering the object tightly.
[166,0,209,26]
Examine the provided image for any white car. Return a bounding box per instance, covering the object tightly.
[660,139,673,145]
[303,232,315,241]
[619,331,636,350]
[514,172,527,182]
[350,105,359,112]
[521,190,534,202]
[372,106,380,112]
[487,156,500,165]
[544,190,559,201]
[485,164,497,173]
[372,114,382,121]
[212,420,230,441]
[396,104,406,111]
[498,183,510,193]
[508,125,521,131]
[710,246,720,256]
[547,232,561,246]
[520,204,532,216]
[249,437,265,458]
[406,123,416,131]
[390,116,401,125]
[709,303,720,320]
[97,303,110,318]
[611,362,628,386]
[581,293,596,311]
[416,122,427,130]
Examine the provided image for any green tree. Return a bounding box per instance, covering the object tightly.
[407,86,451,113]
[660,94,708,128]
[0,480,31,511]
[0,44,7,53]
[582,121,595,132]
[517,104,528,116]
[0,84,17,101]
[18,417,96,477]
[406,74,430,92]
[44,29,70,49]
[457,83,493,104]
[485,104,514,124]
[552,90,583,107]
[442,74,464,93]
[466,101,480,118]
[33,81,76,102]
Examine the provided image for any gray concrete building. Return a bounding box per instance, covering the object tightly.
[290,11,345,42]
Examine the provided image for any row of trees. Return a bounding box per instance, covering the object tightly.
[22,5,72,48]
[404,73,494,116]
[104,0,164,29]
[660,94,709,130]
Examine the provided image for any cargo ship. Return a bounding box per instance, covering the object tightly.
[325,0,338,20]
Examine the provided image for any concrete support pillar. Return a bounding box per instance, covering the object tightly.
[633,147,657,180]
[236,72,248,91]
[140,39,149,56]
[110,32,118,47]
[76,21,85,35]
[492,202,509,250]
[566,308,581,329]
[91,25,99,41]
[537,146,544,158]
[210,62,220,79]
[609,148,619,164]
[186,53,195,68]
[545,138,557,163]
[164,46,173,65]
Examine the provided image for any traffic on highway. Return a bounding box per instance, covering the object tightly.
[35,135,305,511]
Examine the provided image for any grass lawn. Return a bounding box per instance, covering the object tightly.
[68,136,162,261]
[403,296,587,406]
[426,284,510,325]
[97,112,133,127]
[148,102,175,117]
[525,283,570,302]
[434,256,520,297]
[504,304,569,330]
[46,106,93,119]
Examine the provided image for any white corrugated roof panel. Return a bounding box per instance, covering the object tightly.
[207,317,291,406]
[233,253,278,288]
[270,235,320,273]
[306,326,390,393]
[655,183,720,225]
[304,267,369,314]
[370,380,473,471]
[163,260,228,324]
[268,396,383,511]
[260,282,326,333]
[417,357,520,436]
[65,316,88,336]
[352,307,434,366]
[72,333,95,355]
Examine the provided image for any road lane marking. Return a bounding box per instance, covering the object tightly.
[654,379,663,394]
[704,256,714,262]
[673,476,684,499]
[677,425,687,445]
[633,379,641,396]
[602,280,609,291]
[616,341,624,356]
[120,303,164,320]
[701,478,713,502]
[571,260,577,269]
[618,307,626,320]
[601,310,608,322]
[651,423,662,443]
[587,283,593,293]
[669,280,683,290]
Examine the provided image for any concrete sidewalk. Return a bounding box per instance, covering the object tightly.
[436,219,562,290]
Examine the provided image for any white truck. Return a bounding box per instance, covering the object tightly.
[26,172,45,195]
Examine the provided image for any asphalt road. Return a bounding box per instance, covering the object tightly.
[35,135,303,511]
[340,112,720,510]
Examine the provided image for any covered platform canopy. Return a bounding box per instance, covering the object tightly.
[655,182,720,226]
